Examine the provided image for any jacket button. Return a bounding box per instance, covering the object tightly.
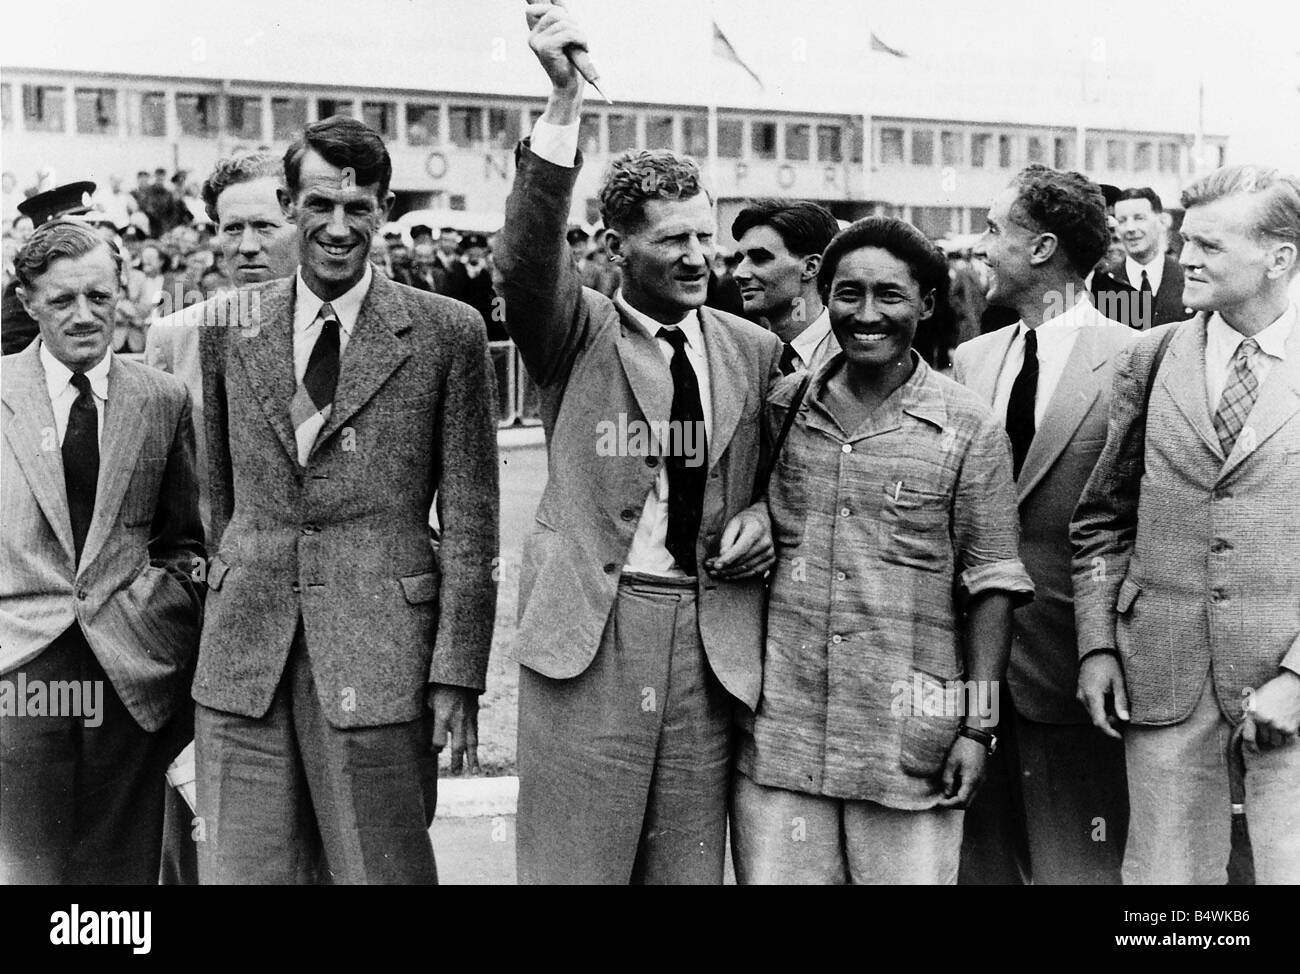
[1211,588,1226,603]
[291,583,301,593]
[603,562,617,574]
[1211,539,1230,553]
[830,634,843,645]
[841,444,852,454]
[621,508,637,521]
[644,456,657,467]
[840,507,851,517]
[302,524,317,535]
[835,571,847,581]
[76,589,88,600]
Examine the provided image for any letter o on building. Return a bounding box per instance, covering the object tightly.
[777,164,797,189]
[425,152,449,180]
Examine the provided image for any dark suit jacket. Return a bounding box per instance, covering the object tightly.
[0,343,205,731]
[1116,254,1194,329]
[954,310,1134,722]
[495,142,782,710]
[1090,269,1142,329]
[196,272,500,728]
[1072,316,1300,724]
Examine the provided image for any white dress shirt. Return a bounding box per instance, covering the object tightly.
[530,116,581,167]
[992,294,1098,431]
[292,264,371,383]
[1204,303,1294,411]
[790,307,839,373]
[1125,254,1165,295]
[40,342,110,446]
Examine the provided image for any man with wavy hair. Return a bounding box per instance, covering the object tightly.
[497,3,782,884]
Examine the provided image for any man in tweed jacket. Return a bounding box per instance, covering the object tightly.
[195,116,499,884]
[1071,164,1300,884]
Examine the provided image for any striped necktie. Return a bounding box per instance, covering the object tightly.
[291,302,341,467]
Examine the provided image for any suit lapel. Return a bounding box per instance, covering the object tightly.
[78,357,146,571]
[1160,314,1222,460]
[232,276,299,467]
[1219,316,1300,481]
[970,325,1017,405]
[700,308,747,471]
[316,274,411,450]
[1016,326,1103,502]
[0,341,75,562]
[614,307,673,439]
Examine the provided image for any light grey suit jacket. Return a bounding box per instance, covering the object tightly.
[495,142,782,709]
[146,298,209,530]
[1071,314,1300,725]
[954,309,1134,722]
[196,272,500,728]
[0,341,205,731]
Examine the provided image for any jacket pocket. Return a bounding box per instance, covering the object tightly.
[898,669,963,778]
[207,555,230,591]
[399,570,440,605]
[1116,577,1141,614]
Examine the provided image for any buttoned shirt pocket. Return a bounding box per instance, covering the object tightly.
[898,668,963,777]
[882,482,950,573]
[121,457,167,527]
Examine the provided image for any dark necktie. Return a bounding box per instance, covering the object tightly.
[64,372,100,565]
[658,327,707,575]
[779,342,799,376]
[290,303,341,466]
[1005,327,1038,479]
[1139,270,1154,330]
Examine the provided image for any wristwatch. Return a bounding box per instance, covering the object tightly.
[957,724,998,755]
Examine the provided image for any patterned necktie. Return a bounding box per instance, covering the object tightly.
[658,326,707,575]
[779,342,799,376]
[291,303,341,467]
[1213,338,1260,458]
[64,371,100,565]
[1005,327,1038,479]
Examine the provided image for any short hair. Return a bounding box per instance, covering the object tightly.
[599,149,709,234]
[1115,186,1163,214]
[731,199,840,258]
[14,218,122,289]
[1181,164,1300,244]
[1009,165,1109,276]
[201,152,285,223]
[284,114,392,202]
[818,216,950,303]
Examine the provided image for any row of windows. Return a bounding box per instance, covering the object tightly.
[878,125,1225,174]
[2,82,861,163]
[3,82,1221,174]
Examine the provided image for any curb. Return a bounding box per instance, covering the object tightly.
[438,774,519,818]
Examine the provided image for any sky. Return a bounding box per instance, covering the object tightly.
[3,0,1298,169]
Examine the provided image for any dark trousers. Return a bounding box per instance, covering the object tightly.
[195,623,438,884]
[960,706,1128,885]
[516,574,733,885]
[0,626,185,884]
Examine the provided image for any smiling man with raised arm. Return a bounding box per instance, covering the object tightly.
[496,2,783,884]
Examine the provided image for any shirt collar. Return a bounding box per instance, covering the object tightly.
[807,349,945,435]
[294,263,372,336]
[40,341,111,401]
[791,307,832,364]
[1208,302,1295,361]
[1126,254,1163,281]
[615,290,703,351]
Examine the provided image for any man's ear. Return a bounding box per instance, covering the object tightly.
[918,288,936,321]
[277,187,296,223]
[1266,240,1298,280]
[1030,232,1059,267]
[14,285,34,320]
[801,252,822,282]
[379,191,396,224]
[604,229,625,263]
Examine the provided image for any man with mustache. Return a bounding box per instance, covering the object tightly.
[194,115,499,883]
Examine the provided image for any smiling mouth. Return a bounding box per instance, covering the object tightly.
[850,330,891,344]
[317,241,357,258]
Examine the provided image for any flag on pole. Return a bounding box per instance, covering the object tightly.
[870,32,907,58]
[712,20,763,89]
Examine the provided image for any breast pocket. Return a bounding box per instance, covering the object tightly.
[120,457,167,527]
[882,483,951,573]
